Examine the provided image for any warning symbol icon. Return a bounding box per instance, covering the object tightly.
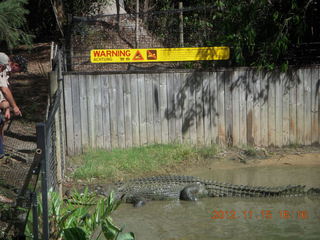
[147,50,157,60]
[132,50,144,61]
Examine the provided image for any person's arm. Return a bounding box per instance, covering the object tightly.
[0,86,22,116]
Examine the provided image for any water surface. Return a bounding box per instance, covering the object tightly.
[113,163,320,240]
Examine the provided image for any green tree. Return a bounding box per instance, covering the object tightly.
[0,0,33,49]
[125,0,313,69]
[209,0,308,70]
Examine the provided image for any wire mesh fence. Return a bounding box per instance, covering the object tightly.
[65,3,320,73]
[0,45,66,239]
[66,6,227,72]
[44,89,64,193]
[0,117,38,239]
[34,87,64,240]
[33,45,66,240]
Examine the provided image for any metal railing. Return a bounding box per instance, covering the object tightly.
[36,87,64,240]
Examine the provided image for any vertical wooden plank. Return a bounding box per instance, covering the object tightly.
[63,75,75,155]
[181,72,190,143]
[109,74,119,149]
[72,75,82,154]
[87,75,96,148]
[311,67,319,144]
[195,72,204,145]
[153,74,161,144]
[289,70,297,144]
[79,75,89,149]
[239,69,247,145]
[252,69,261,146]
[267,72,276,146]
[116,74,125,148]
[296,68,304,144]
[77,75,88,150]
[94,75,104,148]
[210,72,218,144]
[304,68,312,145]
[260,71,268,146]
[138,74,147,145]
[159,73,169,144]
[203,72,211,145]
[275,71,283,146]
[123,74,133,148]
[217,71,226,145]
[224,70,233,146]
[246,69,254,145]
[130,74,140,146]
[282,72,290,146]
[145,74,155,144]
[101,75,111,150]
[187,72,197,144]
[231,71,240,146]
[174,73,183,143]
[167,72,176,142]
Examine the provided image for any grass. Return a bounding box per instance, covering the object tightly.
[69,143,220,181]
[242,145,258,157]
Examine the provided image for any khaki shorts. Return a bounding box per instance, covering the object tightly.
[0,70,9,104]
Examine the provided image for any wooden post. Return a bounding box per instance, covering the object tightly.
[179,2,184,47]
[55,92,63,197]
[49,71,58,98]
[116,0,120,32]
[66,14,73,71]
[135,0,139,48]
[36,123,49,240]
[49,47,64,197]
[58,49,66,182]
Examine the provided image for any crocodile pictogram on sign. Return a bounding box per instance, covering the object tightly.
[147,50,157,60]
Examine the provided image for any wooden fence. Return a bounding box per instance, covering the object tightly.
[63,66,320,155]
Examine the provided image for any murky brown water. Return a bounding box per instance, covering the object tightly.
[113,162,320,240]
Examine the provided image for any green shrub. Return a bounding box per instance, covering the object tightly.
[25,189,135,240]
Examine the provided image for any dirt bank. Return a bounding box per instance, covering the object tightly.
[183,146,320,175]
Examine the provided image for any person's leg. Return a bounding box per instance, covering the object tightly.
[0,114,5,158]
[0,100,9,158]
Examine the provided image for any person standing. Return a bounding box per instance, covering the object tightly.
[0,52,27,158]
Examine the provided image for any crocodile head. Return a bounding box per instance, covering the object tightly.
[180,183,208,201]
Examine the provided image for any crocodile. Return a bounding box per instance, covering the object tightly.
[100,175,320,207]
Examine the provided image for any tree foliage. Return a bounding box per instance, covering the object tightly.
[62,0,111,16]
[124,0,316,69]
[4,0,316,69]
[209,0,308,69]
[25,0,57,42]
[0,0,33,49]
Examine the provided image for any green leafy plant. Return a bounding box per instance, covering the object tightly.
[25,189,135,240]
[0,0,33,49]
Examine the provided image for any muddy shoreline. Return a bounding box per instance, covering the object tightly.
[63,146,320,193]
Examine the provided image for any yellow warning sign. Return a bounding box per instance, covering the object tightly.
[90,47,230,63]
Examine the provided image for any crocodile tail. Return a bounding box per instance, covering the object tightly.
[307,187,320,196]
[205,182,307,197]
